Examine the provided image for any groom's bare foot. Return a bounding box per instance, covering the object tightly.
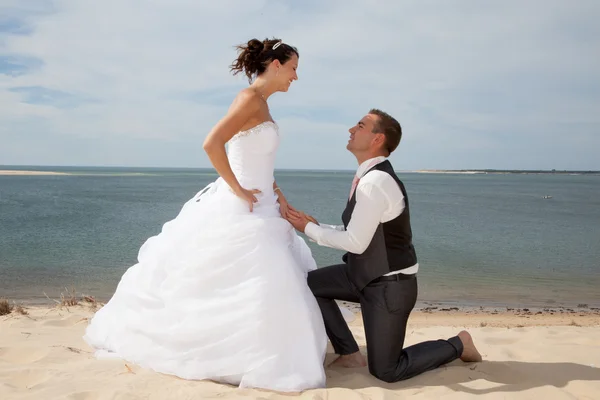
[329,351,367,368]
[457,330,483,362]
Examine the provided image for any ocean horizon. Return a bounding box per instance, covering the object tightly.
[2,164,599,174]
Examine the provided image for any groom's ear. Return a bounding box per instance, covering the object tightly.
[372,132,386,149]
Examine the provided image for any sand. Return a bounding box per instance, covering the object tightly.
[1,304,599,400]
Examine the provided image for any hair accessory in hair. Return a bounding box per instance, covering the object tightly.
[272,40,283,50]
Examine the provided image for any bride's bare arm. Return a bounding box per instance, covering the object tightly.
[273,180,290,217]
[203,90,262,210]
[274,180,314,222]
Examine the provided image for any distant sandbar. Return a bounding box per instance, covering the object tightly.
[0,170,70,176]
[409,170,484,174]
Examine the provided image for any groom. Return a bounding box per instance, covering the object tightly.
[287,109,482,383]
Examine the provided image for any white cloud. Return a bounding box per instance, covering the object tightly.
[1,0,599,170]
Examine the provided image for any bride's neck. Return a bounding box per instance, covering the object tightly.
[250,77,278,99]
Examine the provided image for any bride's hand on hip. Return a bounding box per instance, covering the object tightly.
[233,186,261,211]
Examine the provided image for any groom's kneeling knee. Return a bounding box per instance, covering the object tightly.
[369,363,406,383]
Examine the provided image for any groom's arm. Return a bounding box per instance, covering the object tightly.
[303,223,344,243]
[304,173,403,254]
[314,223,345,231]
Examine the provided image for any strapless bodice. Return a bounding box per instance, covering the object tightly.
[227,121,279,192]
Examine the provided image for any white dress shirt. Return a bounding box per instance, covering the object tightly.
[305,156,419,275]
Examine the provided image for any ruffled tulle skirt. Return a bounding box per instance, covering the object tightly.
[83,178,328,392]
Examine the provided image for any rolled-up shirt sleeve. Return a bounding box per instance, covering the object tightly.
[313,223,345,231]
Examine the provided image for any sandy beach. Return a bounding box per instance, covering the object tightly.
[1,301,599,400]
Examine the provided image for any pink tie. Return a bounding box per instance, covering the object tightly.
[348,175,360,200]
[349,159,380,200]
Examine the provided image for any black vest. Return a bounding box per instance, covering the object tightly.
[342,160,417,290]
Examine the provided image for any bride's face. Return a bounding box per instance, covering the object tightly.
[272,54,299,92]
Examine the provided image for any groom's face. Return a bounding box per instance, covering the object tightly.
[347,114,380,153]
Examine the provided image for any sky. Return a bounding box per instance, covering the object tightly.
[1,0,599,171]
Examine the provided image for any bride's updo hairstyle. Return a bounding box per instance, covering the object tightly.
[230,38,299,82]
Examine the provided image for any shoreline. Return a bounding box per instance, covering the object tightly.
[4,295,599,327]
[5,291,600,313]
[339,301,600,327]
[5,303,599,328]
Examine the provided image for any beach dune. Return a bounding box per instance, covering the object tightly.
[1,304,599,399]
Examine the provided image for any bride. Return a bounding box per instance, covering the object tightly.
[83,38,328,392]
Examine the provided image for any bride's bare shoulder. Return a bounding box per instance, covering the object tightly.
[229,88,262,110]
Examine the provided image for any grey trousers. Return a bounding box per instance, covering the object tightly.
[308,264,463,383]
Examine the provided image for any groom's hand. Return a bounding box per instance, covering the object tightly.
[305,213,318,225]
[290,209,317,225]
[287,212,312,233]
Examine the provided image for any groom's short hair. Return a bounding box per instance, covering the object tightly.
[368,109,402,155]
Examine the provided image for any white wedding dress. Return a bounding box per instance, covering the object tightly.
[83,121,328,392]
